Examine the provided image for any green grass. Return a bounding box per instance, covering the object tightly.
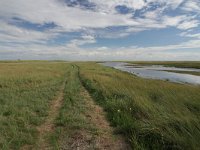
[0,62,69,149]
[77,62,200,149]
[1,61,200,150]
[126,61,200,69]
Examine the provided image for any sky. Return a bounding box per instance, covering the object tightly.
[0,0,200,60]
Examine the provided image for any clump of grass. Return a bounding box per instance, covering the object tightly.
[77,62,200,149]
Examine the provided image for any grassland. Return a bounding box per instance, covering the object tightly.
[0,61,200,150]
[0,62,69,149]
[0,62,128,149]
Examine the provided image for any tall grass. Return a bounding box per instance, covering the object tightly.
[0,62,69,149]
[78,62,200,149]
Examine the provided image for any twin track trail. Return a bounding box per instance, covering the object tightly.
[25,67,130,150]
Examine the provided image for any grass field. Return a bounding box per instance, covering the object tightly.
[0,61,200,149]
[0,62,69,149]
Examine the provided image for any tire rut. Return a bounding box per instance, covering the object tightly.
[70,85,131,150]
[35,80,66,150]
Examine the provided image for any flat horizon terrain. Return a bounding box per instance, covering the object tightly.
[0,61,200,150]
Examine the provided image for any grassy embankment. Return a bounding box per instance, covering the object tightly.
[0,62,69,149]
[78,62,200,149]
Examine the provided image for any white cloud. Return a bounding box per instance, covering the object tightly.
[92,0,184,14]
[1,36,200,60]
[178,20,199,30]
[0,0,198,39]
[180,32,200,39]
[162,15,185,27]
[66,35,96,48]
[0,0,193,32]
[0,0,139,31]
[182,0,200,13]
[0,22,58,43]
[92,0,147,13]
[0,0,200,60]
[146,0,184,9]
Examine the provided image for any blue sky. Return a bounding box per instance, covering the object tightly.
[0,0,200,60]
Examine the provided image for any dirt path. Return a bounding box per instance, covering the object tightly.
[22,67,130,149]
[35,80,66,150]
[67,85,131,150]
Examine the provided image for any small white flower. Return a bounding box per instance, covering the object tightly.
[117,109,120,112]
